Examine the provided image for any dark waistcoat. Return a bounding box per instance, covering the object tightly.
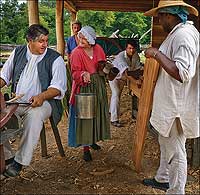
[12,45,63,125]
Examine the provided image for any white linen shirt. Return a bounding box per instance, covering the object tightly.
[150,21,199,138]
[112,50,141,80]
[0,46,67,103]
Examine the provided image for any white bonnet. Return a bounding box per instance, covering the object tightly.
[78,26,96,45]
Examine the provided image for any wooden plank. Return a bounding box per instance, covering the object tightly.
[64,1,77,13]
[132,58,159,172]
[128,78,142,98]
[64,0,158,12]
[76,4,153,12]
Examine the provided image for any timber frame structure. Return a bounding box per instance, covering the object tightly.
[27,0,199,172]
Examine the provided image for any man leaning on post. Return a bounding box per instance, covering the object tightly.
[142,0,199,194]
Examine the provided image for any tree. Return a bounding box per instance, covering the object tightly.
[76,11,151,44]
[39,1,71,45]
[77,10,115,36]
[0,1,151,45]
[110,12,151,44]
[39,3,57,45]
[0,0,28,44]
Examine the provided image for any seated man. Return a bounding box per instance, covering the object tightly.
[109,40,142,127]
[0,24,67,177]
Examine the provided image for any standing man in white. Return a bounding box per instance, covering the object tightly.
[142,0,199,194]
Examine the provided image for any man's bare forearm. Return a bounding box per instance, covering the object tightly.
[145,48,182,82]
[155,51,182,83]
[40,87,61,101]
[30,87,61,107]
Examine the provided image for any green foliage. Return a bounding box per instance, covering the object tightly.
[39,3,56,45]
[76,11,151,44]
[107,12,151,44]
[0,0,28,44]
[77,10,115,36]
[63,11,71,38]
[0,0,151,45]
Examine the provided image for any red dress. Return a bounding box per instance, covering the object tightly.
[69,44,106,105]
[68,44,110,146]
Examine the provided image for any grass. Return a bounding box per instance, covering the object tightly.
[1,86,11,96]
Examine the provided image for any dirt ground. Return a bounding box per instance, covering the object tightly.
[1,85,199,195]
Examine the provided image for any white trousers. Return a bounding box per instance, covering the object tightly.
[3,101,52,166]
[155,118,187,195]
[109,79,126,122]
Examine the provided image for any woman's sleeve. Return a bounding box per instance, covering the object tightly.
[70,49,85,85]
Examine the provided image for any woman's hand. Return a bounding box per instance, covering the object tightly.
[82,71,91,83]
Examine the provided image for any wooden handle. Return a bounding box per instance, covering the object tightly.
[6,94,24,103]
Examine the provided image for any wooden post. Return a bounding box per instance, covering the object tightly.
[70,12,77,35]
[0,145,5,174]
[131,58,159,172]
[27,0,39,25]
[56,0,65,57]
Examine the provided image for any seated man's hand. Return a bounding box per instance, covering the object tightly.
[29,94,45,108]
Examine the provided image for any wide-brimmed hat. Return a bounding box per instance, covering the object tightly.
[144,0,198,16]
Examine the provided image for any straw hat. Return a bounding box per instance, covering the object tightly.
[144,0,198,16]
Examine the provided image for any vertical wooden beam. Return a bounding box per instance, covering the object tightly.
[152,17,167,48]
[132,58,159,172]
[56,0,65,57]
[70,11,77,35]
[27,0,39,25]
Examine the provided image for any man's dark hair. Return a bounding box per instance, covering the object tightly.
[125,39,138,49]
[26,24,49,42]
[72,20,82,28]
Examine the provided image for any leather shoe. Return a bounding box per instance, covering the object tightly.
[90,143,101,150]
[143,178,169,191]
[111,121,123,127]
[4,160,22,177]
[83,150,92,162]
[5,157,14,165]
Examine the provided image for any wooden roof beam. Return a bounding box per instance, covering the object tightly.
[64,0,77,13]
[75,6,151,12]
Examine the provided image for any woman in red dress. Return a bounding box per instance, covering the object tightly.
[68,26,110,161]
